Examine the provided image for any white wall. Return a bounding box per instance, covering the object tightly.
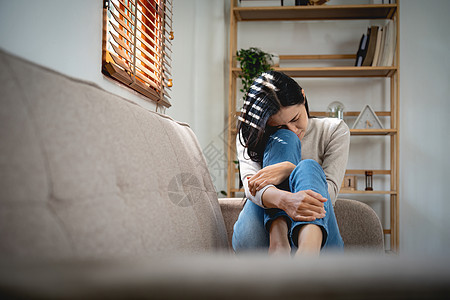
[0,0,160,112]
[399,0,450,256]
[168,0,229,194]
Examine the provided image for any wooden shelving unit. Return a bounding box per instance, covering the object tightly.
[227,1,400,252]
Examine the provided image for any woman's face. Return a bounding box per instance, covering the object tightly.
[267,104,308,140]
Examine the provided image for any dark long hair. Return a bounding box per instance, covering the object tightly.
[237,71,310,163]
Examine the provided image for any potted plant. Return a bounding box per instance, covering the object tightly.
[236,47,273,98]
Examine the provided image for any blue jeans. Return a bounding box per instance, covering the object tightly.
[232,129,344,253]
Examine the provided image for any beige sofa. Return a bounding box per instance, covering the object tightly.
[1,49,449,299]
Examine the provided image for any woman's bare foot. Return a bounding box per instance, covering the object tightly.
[268,217,291,255]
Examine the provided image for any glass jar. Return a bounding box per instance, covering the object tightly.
[327,101,345,120]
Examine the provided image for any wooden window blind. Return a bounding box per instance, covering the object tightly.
[102,0,173,107]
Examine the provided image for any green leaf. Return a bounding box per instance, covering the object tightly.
[236,47,273,101]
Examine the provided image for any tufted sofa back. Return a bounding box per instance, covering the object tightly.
[0,49,229,261]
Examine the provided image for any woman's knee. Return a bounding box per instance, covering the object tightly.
[263,129,302,167]
[298,159,321,170]
[272,128,299,140]
[291,159,326,181]
[269,129,301,149]
[289,159,328,195]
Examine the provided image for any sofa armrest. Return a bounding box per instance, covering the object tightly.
[218,198,244,247]
[334,198,385,252]
[219,198,384,253]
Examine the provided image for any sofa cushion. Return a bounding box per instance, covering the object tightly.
[0,49,228,261]
[219,198,385,253]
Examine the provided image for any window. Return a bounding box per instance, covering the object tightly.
[102,0,173,107]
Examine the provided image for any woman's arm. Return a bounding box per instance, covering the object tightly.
[322,120,350,205]
[247,161,296,196]
[236,133,272,207]
[236,133,297,207]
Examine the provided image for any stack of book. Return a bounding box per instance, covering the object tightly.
[355,19,396,67]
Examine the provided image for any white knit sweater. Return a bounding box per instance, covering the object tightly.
[236,118,350,207]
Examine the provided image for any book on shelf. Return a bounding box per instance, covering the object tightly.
[354,33,368,67]
[386,19,397,66]
[362,26,379,66]
[371,26,383,66]
[379,21,389,66]
[379,19,396,66]
[355,19,396,67]
[374,25,386,66]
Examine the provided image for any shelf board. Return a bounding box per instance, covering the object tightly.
[231,188,396,195]
[232,66,397,78]
[346,169,391,175]
[235,169,391,175]
[234,4,398,21]
[339,190,397,195]
[234,168,390,175]
[350,129,397,136]
[310,111,391,117]
[231,128,397,136]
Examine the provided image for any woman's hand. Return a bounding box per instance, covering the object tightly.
[247,161,296,196]
[281,190,327,221]
[262,187,327,222]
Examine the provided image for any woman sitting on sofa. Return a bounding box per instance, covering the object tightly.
[232,71,349,256]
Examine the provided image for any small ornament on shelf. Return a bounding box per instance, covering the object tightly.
[365,170,373,191]
[341,175,356,191]
[327,101,345,120]
[353,105,383,129]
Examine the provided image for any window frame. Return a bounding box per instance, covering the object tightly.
[102,0,173,107]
